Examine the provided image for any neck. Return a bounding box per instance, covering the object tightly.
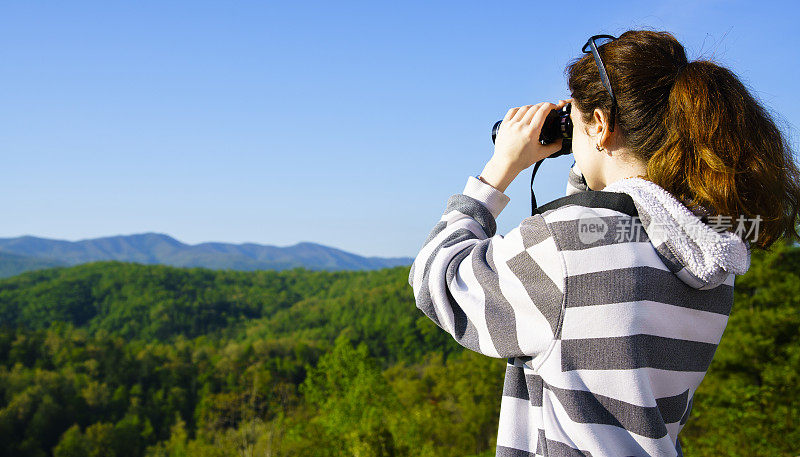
[599,152,647,189]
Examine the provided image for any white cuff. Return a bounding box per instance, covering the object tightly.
[463,176,511,219]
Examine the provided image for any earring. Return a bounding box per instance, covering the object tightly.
[595,143,604,151]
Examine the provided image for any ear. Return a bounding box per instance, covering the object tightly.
[592,108,612,149]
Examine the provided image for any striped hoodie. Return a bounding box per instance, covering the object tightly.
[408,164,751,456]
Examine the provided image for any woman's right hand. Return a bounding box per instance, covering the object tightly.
[492,99,571,172]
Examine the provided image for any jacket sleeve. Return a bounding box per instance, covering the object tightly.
[408,176,565,359]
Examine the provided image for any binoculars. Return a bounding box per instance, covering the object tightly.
[491,103,573,158]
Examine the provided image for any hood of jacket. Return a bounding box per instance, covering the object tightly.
[602,176,751,290]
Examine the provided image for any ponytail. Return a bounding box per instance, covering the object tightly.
[567,30,800,249]
[648,60,800,249]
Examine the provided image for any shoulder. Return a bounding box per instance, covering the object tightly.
[535,191,638,218]
[522,191,644,251]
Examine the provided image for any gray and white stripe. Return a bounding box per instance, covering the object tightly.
[409,168,739,457]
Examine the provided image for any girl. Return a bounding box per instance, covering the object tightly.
[408,30,800,456]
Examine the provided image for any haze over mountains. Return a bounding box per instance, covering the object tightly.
[0,233,413,278]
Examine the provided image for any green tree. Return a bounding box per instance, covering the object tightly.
[300,332,402,456]
[53,424,91,457]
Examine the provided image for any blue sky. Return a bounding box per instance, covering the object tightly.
[1,1,797,257]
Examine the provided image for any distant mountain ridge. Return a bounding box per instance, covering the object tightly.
[0,251,66,278]
[0,233,413,278]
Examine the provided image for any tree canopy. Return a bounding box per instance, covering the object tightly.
[0,243,798,456]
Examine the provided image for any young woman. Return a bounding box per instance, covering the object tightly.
[408,30,800,456]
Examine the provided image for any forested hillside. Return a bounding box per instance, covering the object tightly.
[0,242,798,456]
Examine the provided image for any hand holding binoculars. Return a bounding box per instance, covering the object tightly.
[491,103,573,159]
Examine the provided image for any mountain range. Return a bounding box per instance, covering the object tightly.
[0,233,413,278]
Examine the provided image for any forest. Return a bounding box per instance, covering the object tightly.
[0,241,798,457]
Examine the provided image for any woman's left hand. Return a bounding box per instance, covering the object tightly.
[492,101,567,172]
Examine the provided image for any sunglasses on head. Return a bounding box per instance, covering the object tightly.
[582,34,618,132]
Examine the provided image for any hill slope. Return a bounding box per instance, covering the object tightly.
[0,251,65,278]
[0,243,798,456]
[0,233,413,277]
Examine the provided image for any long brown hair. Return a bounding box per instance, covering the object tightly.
[566,30,800,249]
